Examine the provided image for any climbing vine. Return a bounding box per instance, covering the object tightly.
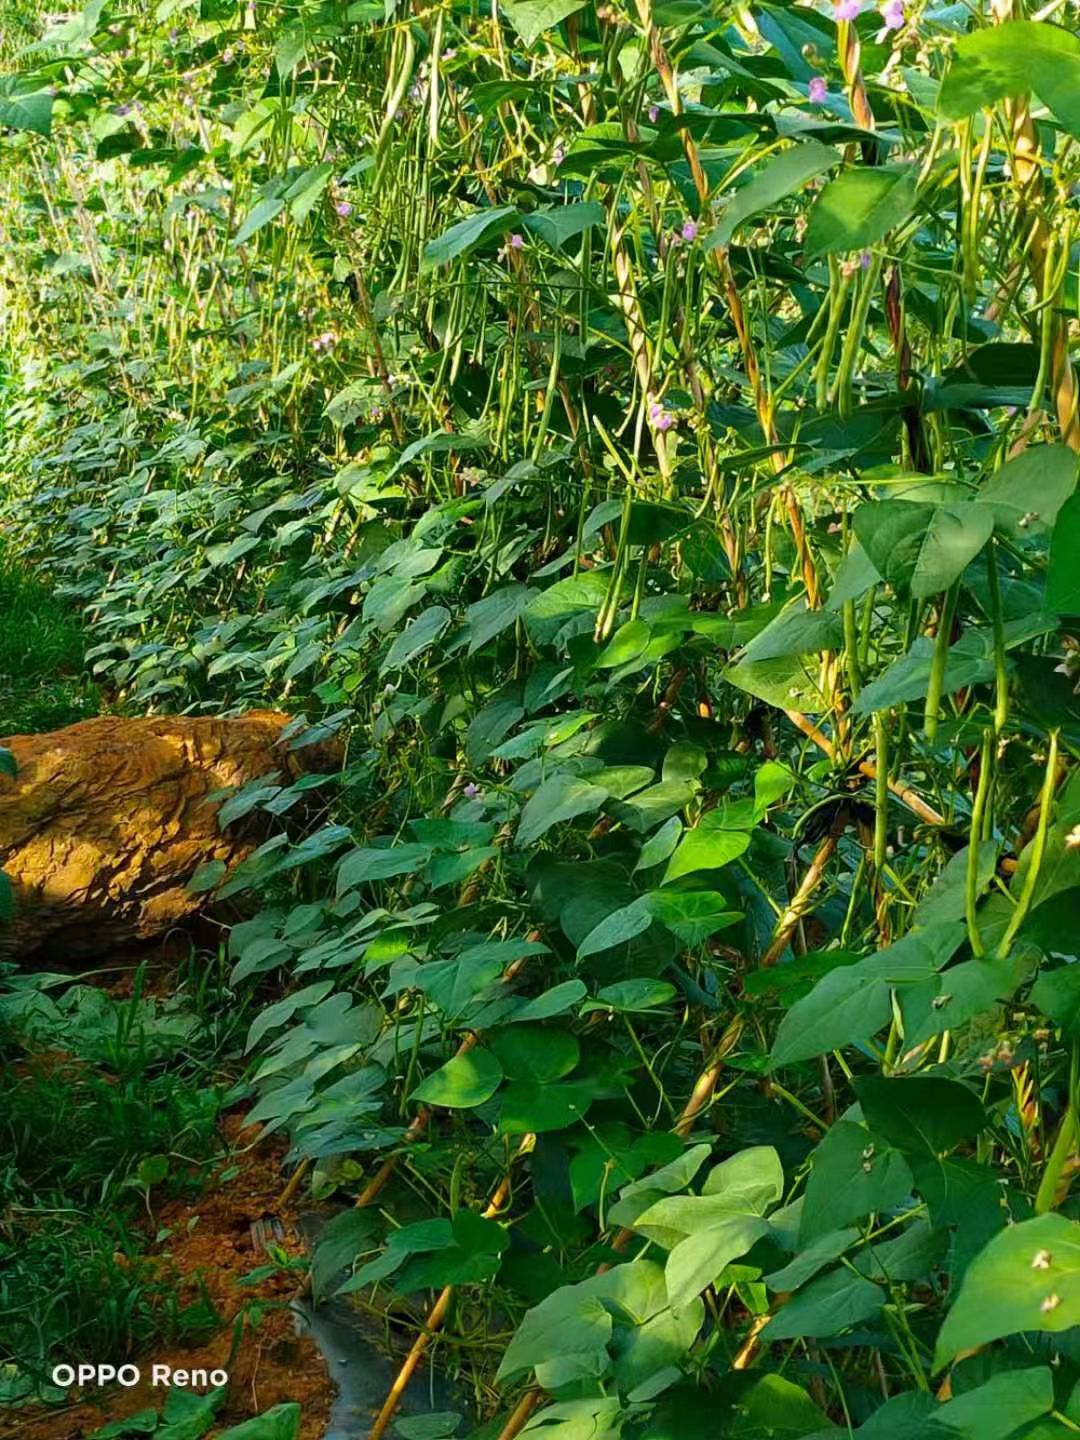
[2,0,1080,1437]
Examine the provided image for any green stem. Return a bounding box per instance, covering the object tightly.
[923,584,959,744]
[873,712,888,873]
[966,729,993,957]
[1035,1105,1077,1215]
[998,730,1059,959]
[986,541,1009,736]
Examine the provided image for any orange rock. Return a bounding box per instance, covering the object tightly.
[0,712,338,956]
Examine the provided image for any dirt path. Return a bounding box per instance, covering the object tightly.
[3,1118,335,1440]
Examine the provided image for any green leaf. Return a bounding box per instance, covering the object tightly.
[1031,963,1080,1036]
[284,164,332,223]
[396,1210,508,1291]
[89,1410,160,1439]
[394,1416,462,1440]
[854,500,994,598]
[826,541,882,610]
[503,0,586,47]
[499,1078,594,1133]
[913,842,1000,927]
[665,1215,771,1313]
[852,619,1054,716]
[234,196,285,245]
[765,1229,858,1292]
[762,1267,884,1339]
[214,1406,302,1440]
[523,201,605,249]
[702,1146,785,1213]
[336,844,433,894]
[647,889,742,946]
[417,950,506,1020]
[1048,492,1080,614]
[422,206,519,270]
[509,979,588,1022]
[805,166,917,259]
[465,585,530,654]
[157,1387,226,1440]
[636,817,683,874]
[663,817,751,884]
[856,1076,987,1158]
[723,653,828,713]
[275,24,307,79]
[582,978,677,1014]
[0,76,54,136]
[496,1285,613,1389]
[0,747,15,778]
[976,444,1077,538]
[517,774,609,846]
[707,141,838,249]
[383,605,451,670]
[576,895,654,959]
[245,980,334,1053]
[800,1121,914,1242]
[387,429,489,478]
[426,846,498,891]
[410,1048,504,1108]
[939,22,1080,140]
[634,1182,776,1251]
[740,602,844,663]
[898,951,1031,1048]
[525,572,610,646]
[934,1213,1080,1368]
[490,1025,579,1082]
[596,618,652,669]
[854,1219,946,1285]
[770,966,890,1068]
[937,1368,1054,1440]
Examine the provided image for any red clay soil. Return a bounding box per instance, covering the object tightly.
[2,1117,334,1440]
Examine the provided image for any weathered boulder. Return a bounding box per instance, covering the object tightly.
[0,712,338,957]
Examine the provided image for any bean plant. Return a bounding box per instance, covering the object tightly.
[2,0,1080,1436]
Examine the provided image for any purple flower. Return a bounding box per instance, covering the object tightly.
[833,0,861,18]
[463,782,480,798]
[881,0,904,27]
[649,397,676,432]
[509,233,524,250]
[648,104,659,122]
[681,219,698,242]
[859,249,872,269]
[808,75,827,104]
[553,143,565,166]
[441,47,457,59]
[335,200,352,217]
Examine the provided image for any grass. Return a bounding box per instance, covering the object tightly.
[0,545,99,735]
[0,965,242,1395]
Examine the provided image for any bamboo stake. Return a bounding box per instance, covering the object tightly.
[631,0,820,604]
[367,1137,535,1440]
[495,1388,543,1440]
[761,826,844,968]
[500,1016,745,1428]
[784,709,947,830]
[991,0,1080,450]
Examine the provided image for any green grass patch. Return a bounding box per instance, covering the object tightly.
[0,545,99,734]
[0,966,244,1394]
